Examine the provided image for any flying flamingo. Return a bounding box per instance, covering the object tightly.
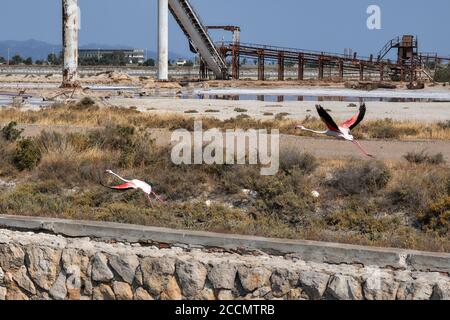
[104,170,163,206]
[296,104,374,158]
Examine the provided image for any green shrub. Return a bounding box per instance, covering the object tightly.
[417,196,450,236]
[234,108,248,113]
[1,121,23,142]
[14,138,42,170]
[434,65,450,83]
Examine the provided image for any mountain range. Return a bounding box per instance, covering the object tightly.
[0,39,189,61]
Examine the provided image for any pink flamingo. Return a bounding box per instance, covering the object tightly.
[296,104,374,158]
[104,170,163,206]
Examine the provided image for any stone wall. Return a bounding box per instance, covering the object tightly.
[0,226,449,301]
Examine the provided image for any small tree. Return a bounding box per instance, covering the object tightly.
[48,53,61,65]
[24,57,33,65]
[14,138,42,171]
[11,54,23,65]
[143,58,155,67]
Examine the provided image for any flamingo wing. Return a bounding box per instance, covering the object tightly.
[316,105,340,132]
[341,103,366,130]
[106,182,136,191]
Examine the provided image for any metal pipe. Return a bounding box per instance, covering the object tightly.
[158,0,169,81]
[62,0,79,88]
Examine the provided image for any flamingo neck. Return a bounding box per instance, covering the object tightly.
[109,171,130,183]
[301,127,327,135]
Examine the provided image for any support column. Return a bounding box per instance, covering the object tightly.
[232,45,240,80]
[258,50,265,81]
[380,63,384,81]
[338,59,344,81]
[278,52,285,81]
[158,0,169,81]
[318,57,324,80]
[297,53,304,81]
[62,0,79,88]
[359,63,364,81]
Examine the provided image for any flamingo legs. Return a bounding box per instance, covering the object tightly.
[352,140,374,158]
[146,192,164,208]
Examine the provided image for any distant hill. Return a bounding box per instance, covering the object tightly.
[0,39,191,61]
[0,39,60,61]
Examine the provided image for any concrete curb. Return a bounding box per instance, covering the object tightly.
[0,214,448,273]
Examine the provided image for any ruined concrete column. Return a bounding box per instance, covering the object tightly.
[62,0,79,88]
[158,0,169,81]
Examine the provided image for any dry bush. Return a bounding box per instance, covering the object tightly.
[327,161,391,195]
[386,168,449,212]
[404,150,445,165]
[280,146,318,174]
[0,136,17,176]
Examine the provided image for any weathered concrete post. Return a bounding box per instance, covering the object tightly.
[297,53,304,81]
[338,59,344,81]
[277,52,285,81]
[158,0,169,81]
[257,49,265,81]
[61,0,79,88]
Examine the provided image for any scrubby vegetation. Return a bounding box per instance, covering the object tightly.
[434,64,450,83]
[0,105,449,252]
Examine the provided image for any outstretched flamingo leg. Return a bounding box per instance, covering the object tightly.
[152,192,164,203]
[352,140,374,158]
[146,194,154,208]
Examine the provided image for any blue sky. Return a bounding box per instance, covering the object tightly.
[0,0,449,58]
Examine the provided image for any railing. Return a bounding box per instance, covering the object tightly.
[377,37,400,61]
[219,41,393,64]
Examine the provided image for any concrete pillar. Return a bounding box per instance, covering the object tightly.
[359,63,364,81]
[257,50,265,81]
[278,52,285,81]
[158,0,169,81]
[62,0,79,88]
[297,53,304,81]
[318,58,324,80]
[338,60,344,80]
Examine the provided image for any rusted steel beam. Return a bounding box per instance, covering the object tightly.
[278,52,285,81]
[232,45,240,80]
[298,53,304,81]
[257,49,265,81]
[61,0,79,88]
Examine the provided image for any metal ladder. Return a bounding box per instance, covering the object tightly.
[168,0,229,79]
[377,37,400,61]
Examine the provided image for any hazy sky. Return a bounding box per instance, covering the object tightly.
[0,0,449,58]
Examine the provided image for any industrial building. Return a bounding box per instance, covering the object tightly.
[78,49,145,65]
